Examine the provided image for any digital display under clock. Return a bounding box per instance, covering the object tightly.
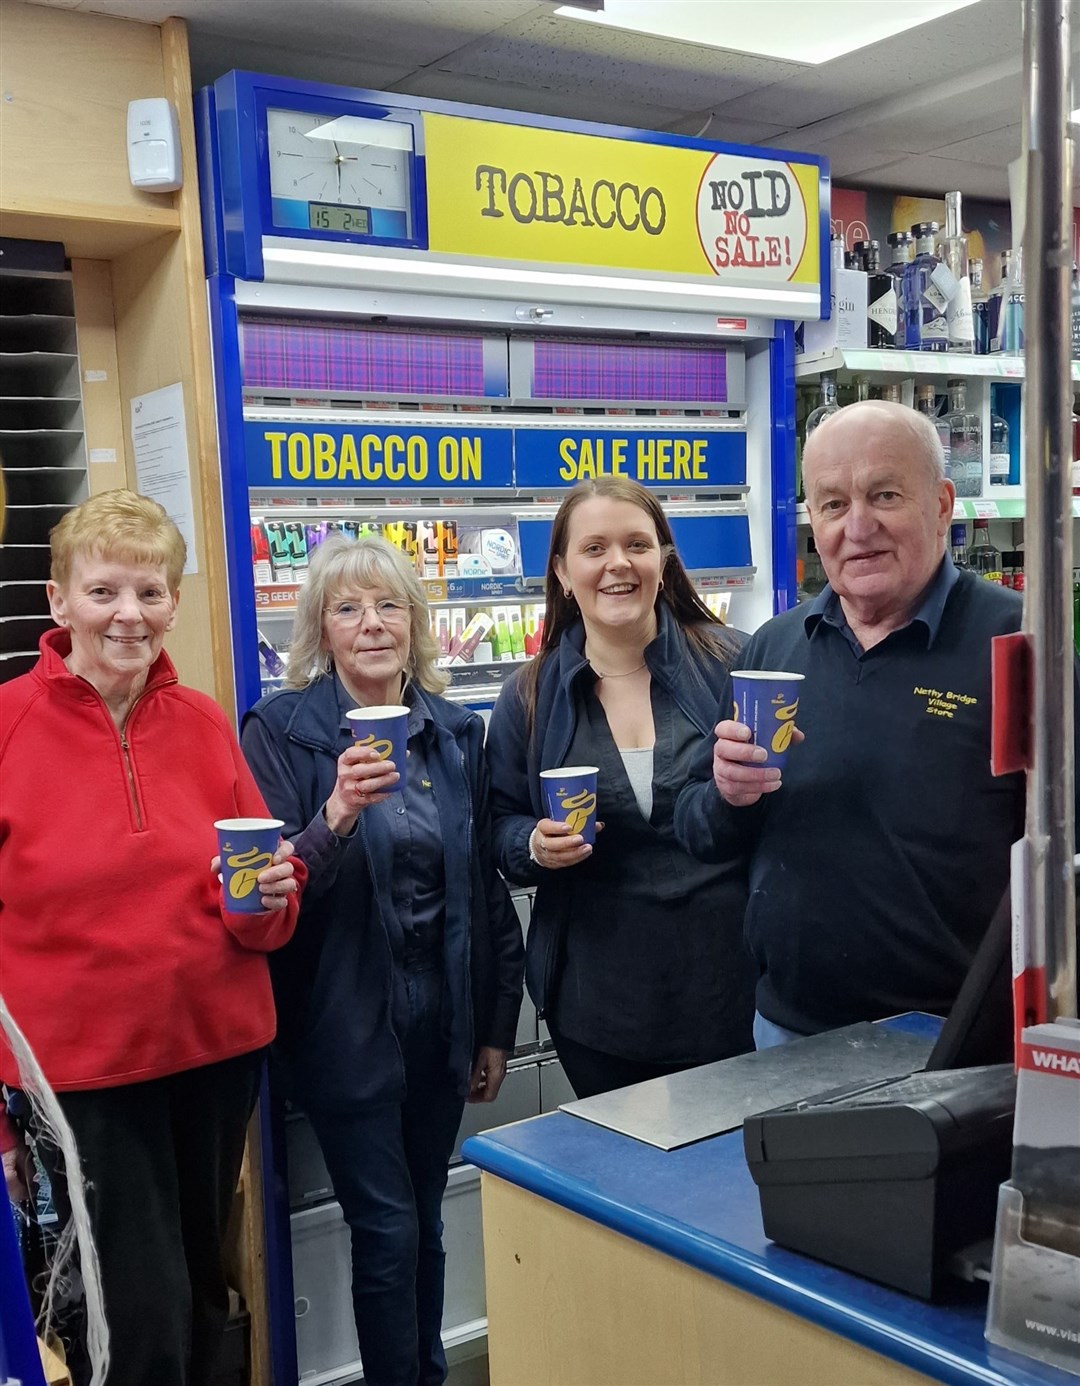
[309,203,371,234]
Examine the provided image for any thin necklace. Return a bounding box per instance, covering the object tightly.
[590,660,647,679]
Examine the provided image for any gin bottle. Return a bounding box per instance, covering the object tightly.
[947,379,983,498]
[903,222,948,351]
[989,402,1011,486]
[805,373,839,440]
[1000,248,1024,354]
[940,191,974,352]
[916,384,952,476]
[885,231,913,348]
[856,240,896,349]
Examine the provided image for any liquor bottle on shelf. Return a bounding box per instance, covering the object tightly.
[1071,263,1080,361]
[885,231,914,348]
[856,240,896,349]
[1000,247,1024,354]
[989,401,1011,487]
[805,373,839,439]
[881,381,901,403]
[903,222,948,351]
[853,375,871,403]
[946,379,983,498]
[969,258,989,355]
[915,384,952,477]
[950,523,968,570]
[988,250,1023,353]
[939,191,974,353]
[966,520,1003,583]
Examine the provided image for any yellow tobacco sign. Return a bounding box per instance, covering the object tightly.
[422,113,821,292]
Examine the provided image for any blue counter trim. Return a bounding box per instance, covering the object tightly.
[464,1103,1065,1386]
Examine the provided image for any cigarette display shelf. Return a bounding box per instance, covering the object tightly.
[0,262,87,686]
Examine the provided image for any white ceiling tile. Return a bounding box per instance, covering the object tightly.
[434,9,804,110]
[850,153,1012,200]
[929,125,1024,170]
[187,29,416,93]
[718,0,1022,127]
[389,66,686,132]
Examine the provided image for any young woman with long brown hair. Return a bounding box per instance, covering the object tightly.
[486,477,756,1098]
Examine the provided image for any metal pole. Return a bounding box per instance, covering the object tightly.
[1023,0,1077,1019]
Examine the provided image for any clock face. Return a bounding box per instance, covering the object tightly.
[266,108,413,239]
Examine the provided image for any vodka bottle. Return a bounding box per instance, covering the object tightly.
[970,258,990,355]
[1000,248,1024,353]
[989,403,1011,486]
[856,240,896,349]
[947,379,983,498]
[885,231,913,348]
[950,522,969,569]
[805,373,839,438]
[940,191,974,353]
[988,251,1015,353]
[916,384,952,477]
[903,222,948,351]
[966,520,1002,583]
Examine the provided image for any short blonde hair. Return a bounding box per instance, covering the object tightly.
[287,534,449,695]
[50,490,186,590]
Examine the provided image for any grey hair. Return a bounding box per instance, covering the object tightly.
[285,534,449,694]
[804,399,946,486]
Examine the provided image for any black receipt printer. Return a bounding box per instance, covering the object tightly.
[743,1064,1016,1300]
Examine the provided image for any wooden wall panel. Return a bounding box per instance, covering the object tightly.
[0,1,176,229]
[70,260,128,497]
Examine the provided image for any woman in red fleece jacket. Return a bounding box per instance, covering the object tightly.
[0,490,305,1386]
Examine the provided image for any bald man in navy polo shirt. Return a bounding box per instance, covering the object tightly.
[675,401,1066,1049]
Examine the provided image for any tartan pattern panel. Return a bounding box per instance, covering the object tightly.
[531,339,728,402]
[241,318,488,396]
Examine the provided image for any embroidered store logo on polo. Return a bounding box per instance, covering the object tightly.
[913,686,978,719]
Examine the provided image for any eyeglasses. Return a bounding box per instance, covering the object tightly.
[324,599,413,626]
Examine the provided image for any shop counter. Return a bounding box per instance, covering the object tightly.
[463,1105,1070,1386]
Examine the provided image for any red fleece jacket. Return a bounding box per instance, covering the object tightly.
[0,630,305,1091]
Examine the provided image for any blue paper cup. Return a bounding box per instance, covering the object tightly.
[730,671,805,769]
[539,765,599,845]
[346,704,408,792]
[215,817,284,914]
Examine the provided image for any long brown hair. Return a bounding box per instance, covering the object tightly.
[517,477,732,736]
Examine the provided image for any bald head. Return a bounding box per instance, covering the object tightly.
[804,400,946,490]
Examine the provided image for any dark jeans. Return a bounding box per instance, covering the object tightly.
[546,1018,695,1100]
[306,960,465,1386]
[38,1049,263,1386]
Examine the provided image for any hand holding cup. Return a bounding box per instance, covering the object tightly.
[325,742,400,835]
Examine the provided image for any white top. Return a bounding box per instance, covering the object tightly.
[619,747,654,821]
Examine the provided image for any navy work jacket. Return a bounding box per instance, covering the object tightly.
[242,675,523,1111]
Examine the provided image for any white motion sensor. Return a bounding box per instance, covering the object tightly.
[127,98,182,192]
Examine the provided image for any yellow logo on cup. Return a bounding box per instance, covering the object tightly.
[770,694,800,755]
[559,787,597,834]
[356,732,394,761]
[224,845,274,901]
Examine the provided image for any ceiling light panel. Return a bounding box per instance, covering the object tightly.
[556,0,984,67]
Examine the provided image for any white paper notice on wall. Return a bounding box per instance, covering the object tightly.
[89,448,117,464]
[130,382,198,575]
